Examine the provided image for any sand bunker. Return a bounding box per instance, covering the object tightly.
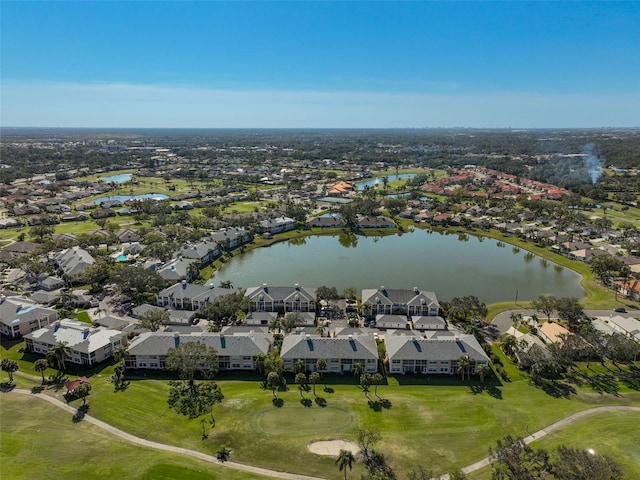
[307,440,360,456]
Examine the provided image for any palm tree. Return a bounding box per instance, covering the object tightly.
[308,371,320,396]
[316,358,328,389]
[58,290,78,310]
[219,280,233,289]
[47,341,72,372]
[34,358,48,385]
[187,262,201,282]
[499,334,518,358]
[1,359,19,384]
[352,362,364,378]
[113,344,128,365]
[457,355,471,381]
[293,359,306,375]
[295,373,307,398]
[476,364,491,384]
[335,449,356,480]
[370,373,384,398]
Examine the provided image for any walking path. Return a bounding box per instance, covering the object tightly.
[5,389,640,480]
[6,388,327,480]
[455,405,640,477]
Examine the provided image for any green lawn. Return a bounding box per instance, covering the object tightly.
[468,410,640,479]
[0,395,270,480]
[3,330,639,480]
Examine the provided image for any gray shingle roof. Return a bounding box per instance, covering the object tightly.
[127,331,273,357]
[362,287,439,308]
[280,334,379,361]
[385,334,489,363]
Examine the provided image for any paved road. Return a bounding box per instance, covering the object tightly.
[491,309,640,335]
[6,388,640,480]
[5,388,327,480]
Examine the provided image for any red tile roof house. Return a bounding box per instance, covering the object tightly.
[64,376,90,394]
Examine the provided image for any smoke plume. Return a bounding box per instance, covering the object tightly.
[582,143,603,184]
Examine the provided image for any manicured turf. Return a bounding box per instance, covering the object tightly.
[467,410,640,479]
[2,333,640,478]
[0,395,270,480]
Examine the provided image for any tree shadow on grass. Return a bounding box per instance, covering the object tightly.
[272,397,284,408]
[367,398,392,411]
[113,381,130,393]
[49,372,69,393]
[468,383,503,399]
[323,386,334,394]
[0,382,15,392]
[31,386,44,394]
[566,371,621,396]
[619,370,640,391]
[314,396,327,408]
[530,378,576,398]
[300,398,313,408]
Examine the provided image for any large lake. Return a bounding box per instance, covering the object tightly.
[210,229,584,303]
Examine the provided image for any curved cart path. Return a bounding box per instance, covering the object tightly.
[6,388,327,480]
[6,389,640,480]
[452,405,640,478]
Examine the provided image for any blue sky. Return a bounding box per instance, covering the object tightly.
[2,1,639,128]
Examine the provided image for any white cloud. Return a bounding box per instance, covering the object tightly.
[2,80,639,128]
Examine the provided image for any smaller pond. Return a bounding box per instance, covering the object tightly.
[100,173,132,184]
[356,173,416,189]
[93,193,169,204]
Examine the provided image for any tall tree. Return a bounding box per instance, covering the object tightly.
[47,341,72,372]
[267,371,281,399]
[165,341,218,387]
[167,380,223,421]
[457,355,472,381]
[360,373,372,398]
[138,309,170,332]
[551,445,623,480]
[335,449,356,480]
[499,334,519,358]
[201,291,249,326]
[370,372,384,398]
[308,371,321,396]
[281,313,302,333]
[555,297,586,330]
[34,358,48,385]
[74,382,91,406]
[476,364,491,384]
[187,262,201,282]
[295,372,307,398]
[1,359,19,384]
[113,344,128,365]
[531,295,557,322]
[490,435,550,480]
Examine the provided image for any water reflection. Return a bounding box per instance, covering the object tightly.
[338,232,359,248]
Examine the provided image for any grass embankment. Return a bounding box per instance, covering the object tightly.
[3,337,639,479]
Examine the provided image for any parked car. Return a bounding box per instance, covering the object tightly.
[613,307,627,313]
